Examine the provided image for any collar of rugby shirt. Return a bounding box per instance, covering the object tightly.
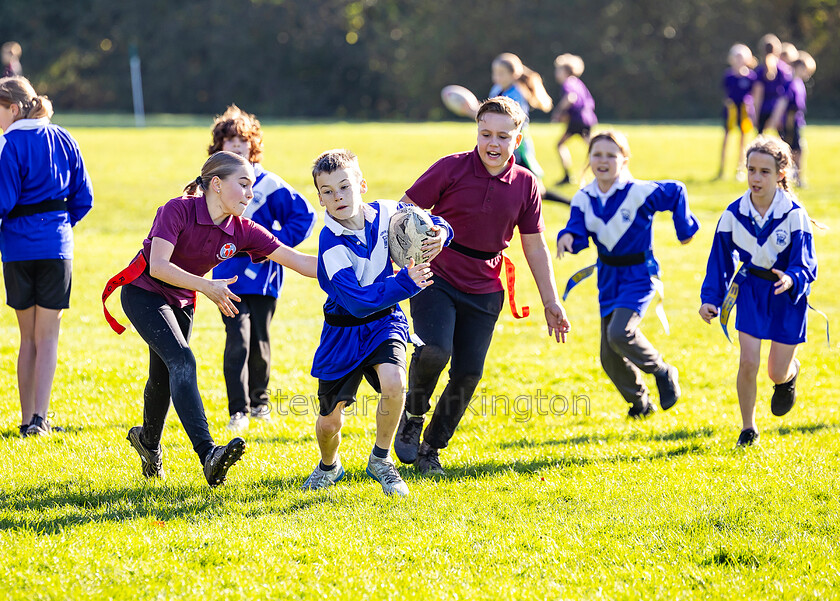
[739,188,793,228]
[470,147,515,184]
[582,170,633,206]
[323,201,377,236]
[2,117,50,134]
[194,194,236,235]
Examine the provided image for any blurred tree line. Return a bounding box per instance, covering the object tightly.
[3,0,838,120]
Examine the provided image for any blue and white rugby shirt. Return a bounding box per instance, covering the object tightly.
[558,173,700,317]
[0,117,93,261]
[312,199,452,380]
[701,189,816,344]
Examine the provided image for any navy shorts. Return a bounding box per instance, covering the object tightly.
[317,339,406,416]
[3,259,72,310]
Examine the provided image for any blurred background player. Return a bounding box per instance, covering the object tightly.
[551,53,597,186]
[0,76,93,437]
[752,34,792,134]
[700,137,817,447]
[717,44,757,181]
[1,42,22,78]
[780,52,816,187]
[208,105,316,432]
[483,53,568,203]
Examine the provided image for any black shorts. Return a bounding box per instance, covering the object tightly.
[565,120,591,138]
[3,259,72,310]
[317,339,406,416]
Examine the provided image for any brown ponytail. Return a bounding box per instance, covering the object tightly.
[493,53,554,113]
[183,151,250,196]
[0,76,54,121]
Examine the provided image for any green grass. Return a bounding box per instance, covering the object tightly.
[1,120,839,600]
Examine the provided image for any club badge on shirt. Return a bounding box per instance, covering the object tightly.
[218,243,237,260]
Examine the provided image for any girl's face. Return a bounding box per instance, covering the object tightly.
[221,135,251,161]
[492,62,515,89]
[747,151,782,204]
[0,102,19,131]
[214,164,255,217]
[589,139,628,189]
[729,52,747,70]
[554,65,570,84]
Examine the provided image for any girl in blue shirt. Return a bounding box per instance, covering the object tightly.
[700,137,817,447]
[0,76,93,436]
[557,130,699,418]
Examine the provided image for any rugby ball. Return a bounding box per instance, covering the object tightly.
[441,85,480,118]
[388,205,435,268]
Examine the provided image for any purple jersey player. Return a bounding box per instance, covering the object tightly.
[717,44,758,181]
[781,52,816,186]
[751,34,792,133]
[551,53,597,186]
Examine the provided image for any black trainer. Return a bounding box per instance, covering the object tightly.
[18,424,27,437]
[771,359,799,417]
[415,442,445,476]
[203,438,246,487]
[627,400,655,419]
[25,414,52,437]
[394,411,424,464]
[127,426,165,478]
[655,364,681,410]
[735,428,760,447]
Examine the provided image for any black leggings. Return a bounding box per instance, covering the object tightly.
[121,284,214,463]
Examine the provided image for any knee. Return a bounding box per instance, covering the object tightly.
[768,362,792,385]
[606,320,633,353]
[414,344,451,374]
[738,355,761,379]
[378,367,406,399]
[168,348,198,381]
[449,371,482,394]
[317,412,343,437]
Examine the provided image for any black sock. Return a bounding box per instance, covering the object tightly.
[319,460,336,472]
[372,444,389,459]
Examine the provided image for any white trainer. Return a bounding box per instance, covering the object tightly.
[226,411,249,432]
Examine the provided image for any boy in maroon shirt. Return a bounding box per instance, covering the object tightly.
[395,96,571,474]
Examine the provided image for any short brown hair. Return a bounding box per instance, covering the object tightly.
[475,96,526,129]
[208,104,264,164]
[0,76,53,120]
[312,149,362,188]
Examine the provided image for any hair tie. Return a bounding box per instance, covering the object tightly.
[194,176,203,188]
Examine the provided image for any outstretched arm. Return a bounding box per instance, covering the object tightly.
[267,244,318,278]
[522,232,571,343]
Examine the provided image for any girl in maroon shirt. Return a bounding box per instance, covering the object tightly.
[107,151,316,487]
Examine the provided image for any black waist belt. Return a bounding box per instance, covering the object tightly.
[324,305,395,327]
[748,267,780,282]
[448,241,502,261]
[7,198,67,220]
[597,251,646,267]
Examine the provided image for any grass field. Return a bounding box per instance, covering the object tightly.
[1,120,838,600]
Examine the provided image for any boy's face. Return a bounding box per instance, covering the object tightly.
[316,168,367,225]
[222,135,251,161]
[476,112,522,175]
[555,65,570,83]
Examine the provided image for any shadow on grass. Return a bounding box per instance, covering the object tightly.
[0,477,338,535]
[499,425,717,449]
[774,422,837,437]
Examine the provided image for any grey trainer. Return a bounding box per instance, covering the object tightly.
[366,453,409,496]
[126,426,165,478]
[301,458,345,490]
